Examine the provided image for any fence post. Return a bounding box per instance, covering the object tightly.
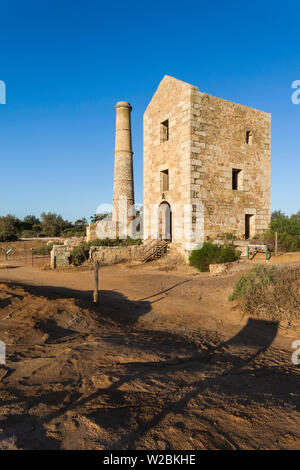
[247,246,249,260]
[93,261,99,304]
[275,232,278,257]
[265,246,268,260]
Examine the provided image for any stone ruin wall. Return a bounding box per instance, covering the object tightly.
[50,237,85,268]
[90,244,148,265]
[50,237,151,267]
[86,223,98,242]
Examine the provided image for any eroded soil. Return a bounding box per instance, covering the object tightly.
[0,260,299,450]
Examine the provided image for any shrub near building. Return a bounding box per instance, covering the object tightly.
[189,242,240,272]
[263,210,300,252]
[230,265,300,321]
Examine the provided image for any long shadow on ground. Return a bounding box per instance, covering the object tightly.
[0,282,299,449]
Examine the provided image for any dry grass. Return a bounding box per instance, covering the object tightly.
[232,265,300,321]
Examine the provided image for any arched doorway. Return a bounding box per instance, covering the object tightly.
[158,202,172,241]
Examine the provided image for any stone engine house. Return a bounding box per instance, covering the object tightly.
[143,75,271,254]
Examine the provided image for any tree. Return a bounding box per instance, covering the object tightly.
[291,210,300,221]
[22,215,42,236]
[32,224,42,236]
[22,215,41,231]
[271,210,287,221]
[74,218,87,229]
[90,213,111,223]
[40,212,72,237]
[268,210,300,250]
[0,214,21,235]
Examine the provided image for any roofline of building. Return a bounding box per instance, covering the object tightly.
[144,75,271,117]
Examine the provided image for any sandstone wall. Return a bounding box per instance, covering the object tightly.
[143,75,271,254]
[50,245,71,268]
[113,102,134,238]
[89,244,148,265]
[143,76,194,246]
[51,239,153,267]
[190,89,271,239]
[86,223,97,242]
[50,237,85,268]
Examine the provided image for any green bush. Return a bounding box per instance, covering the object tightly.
[62,227,86,237]
[121,237,143,246]
[189,242,240,272]
[32,243,55,255]
[21,230,37,238]
[70,243,89,265]
[229,265,277,301]
[88,238,113,247]
[265,211,300,252]
[0,232,18,242]
[270,212,300,237]
[220,232,237,241]
[262,230,299,252]
[87,237,142,247]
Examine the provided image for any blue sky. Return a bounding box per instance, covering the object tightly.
[0,0,299,222]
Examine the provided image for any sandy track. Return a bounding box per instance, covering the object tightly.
[0,262,299,449]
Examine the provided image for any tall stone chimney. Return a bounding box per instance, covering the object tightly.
[113,101,134,237]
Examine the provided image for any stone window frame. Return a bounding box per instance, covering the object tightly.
[243,208,256,239]
[232,168,242,191]
[160,119,169,142]
[160,168,169,192]
[245,130,253,145]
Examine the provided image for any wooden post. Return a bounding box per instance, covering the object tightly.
[93,261,99,304]
[275,232,278,257]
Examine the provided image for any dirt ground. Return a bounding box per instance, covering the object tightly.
[0,255,299,450]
